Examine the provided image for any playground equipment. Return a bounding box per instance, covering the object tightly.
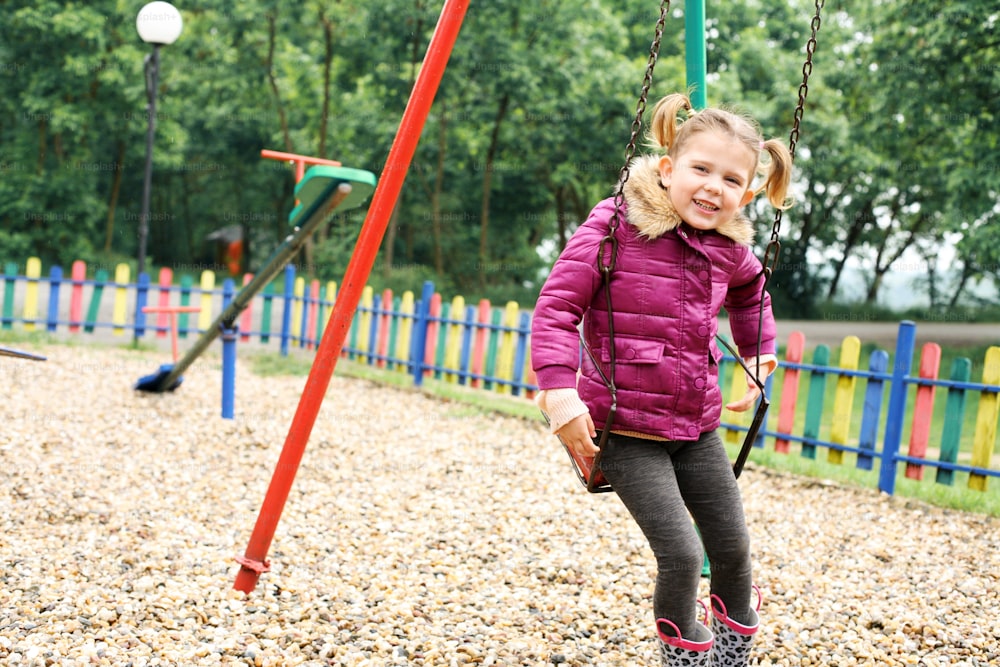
[233,0,470,594]
[134,164,376,393]
[0,345,46,361]
[226,0,827,592]
[554,0,824,492]
[141,305,200,363]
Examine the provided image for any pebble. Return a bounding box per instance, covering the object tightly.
[1,345,998,666]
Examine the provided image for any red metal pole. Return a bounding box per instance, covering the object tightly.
[233,0,470,594]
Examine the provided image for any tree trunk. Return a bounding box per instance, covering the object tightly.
[922,246,938,309]
[826,199,873,300]
[36,118,47,175]
[555,187,567,252]
[314,9,336,250]
[382,7,424,280]
[865,204,923,304]
[947,262,973,309]
[478,94,510,286]
[431,99,447,276]
[104,140,126,252]
[318,10,334,159]
[266,13,293,153]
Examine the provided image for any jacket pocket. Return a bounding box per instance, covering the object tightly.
[599,335,665,365]
[709,340,723,366]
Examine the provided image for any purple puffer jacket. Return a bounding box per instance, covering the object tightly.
[531,156,776,441]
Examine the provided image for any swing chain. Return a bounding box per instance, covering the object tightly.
[762,0,825,279]
[601,0,671,275]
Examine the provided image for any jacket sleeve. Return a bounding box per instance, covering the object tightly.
[530,201,613,390]
[724,247,777,359]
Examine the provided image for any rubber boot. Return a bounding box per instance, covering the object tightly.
[656,607,713,667]
[709,588,761,667]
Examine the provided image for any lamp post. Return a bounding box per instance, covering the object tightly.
[135,1,183,279]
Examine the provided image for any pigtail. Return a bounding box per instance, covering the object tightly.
[648,93,693,153]
[760,138,794,210]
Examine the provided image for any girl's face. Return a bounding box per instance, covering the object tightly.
[657,132,756,232]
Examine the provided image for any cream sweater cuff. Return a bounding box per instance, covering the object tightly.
[536,388,589,434]
[742,354,778,378]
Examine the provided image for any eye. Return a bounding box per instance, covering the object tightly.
[725,176,743,185]
[694,165,708,173]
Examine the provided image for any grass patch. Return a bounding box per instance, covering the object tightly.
[0,329,161,354]
[726,441,1000,517]
[247,351,539,421]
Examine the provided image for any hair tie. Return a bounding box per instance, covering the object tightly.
[758,140,766,150]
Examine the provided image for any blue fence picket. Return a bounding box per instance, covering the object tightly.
[46,265,62,333]
[880,321,916,495]
[857,350,889,470]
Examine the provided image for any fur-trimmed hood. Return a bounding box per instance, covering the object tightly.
[621,155,756,246]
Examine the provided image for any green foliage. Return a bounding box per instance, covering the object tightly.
[1,1,997,313]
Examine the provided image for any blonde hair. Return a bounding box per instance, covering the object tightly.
[648,93,793,210]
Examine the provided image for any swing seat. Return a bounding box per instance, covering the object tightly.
[562,439,613,493]
[542,410,614,493]
[287,165,377,226]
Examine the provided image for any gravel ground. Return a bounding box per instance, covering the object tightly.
[2,344,999,667]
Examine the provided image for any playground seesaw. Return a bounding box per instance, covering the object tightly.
[134,164,376,393]
[0,345,47,361]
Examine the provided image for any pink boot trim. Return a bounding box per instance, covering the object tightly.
[709,585,761,635]
[656,617,714,652]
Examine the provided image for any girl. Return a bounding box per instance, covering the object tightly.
[530,92,792,667]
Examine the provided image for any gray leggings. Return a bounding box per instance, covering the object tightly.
[597,430,753,636]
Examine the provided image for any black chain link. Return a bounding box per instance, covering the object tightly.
[600,0,671,275]
[762,0,825,278]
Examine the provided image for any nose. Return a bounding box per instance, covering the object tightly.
[703,176,722,194]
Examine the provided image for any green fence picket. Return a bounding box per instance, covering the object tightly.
[2,262,17,330]
[84,268,109,333]
[936,357,972,486]
[802,345,830,459]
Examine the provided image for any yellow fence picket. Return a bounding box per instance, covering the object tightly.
[495,301,519,395]
[291,276,305,342]
[23,257,41,331]
[357,286,373,356]
[969,346,1000,491]
[726,359,749,443]
[396,290,414,374]
[112,263,130,335]
[323,281,337,331]
[828,336,861,464]
[444,295,465,383]
[198,271,215,332]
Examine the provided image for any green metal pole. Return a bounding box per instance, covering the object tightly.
[688,1,709,578]
[685,0,707,109]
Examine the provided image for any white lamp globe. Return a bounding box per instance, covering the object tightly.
[136,2,183,45]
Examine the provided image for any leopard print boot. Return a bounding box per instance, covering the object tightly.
[656,616,713,667]
[708,589,761,667]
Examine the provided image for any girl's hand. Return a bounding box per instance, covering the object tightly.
[725,357,777,412]
[556,413,600,457]
[725,382,762,413]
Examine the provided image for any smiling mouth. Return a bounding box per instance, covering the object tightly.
[693,199,719,212]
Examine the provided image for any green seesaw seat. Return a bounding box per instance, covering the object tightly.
[288,166,377,227]
[134,164,377,393]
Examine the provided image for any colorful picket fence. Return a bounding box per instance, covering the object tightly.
[2,257,999,496]
[722,324,1000,495]
[0,258,537,396]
